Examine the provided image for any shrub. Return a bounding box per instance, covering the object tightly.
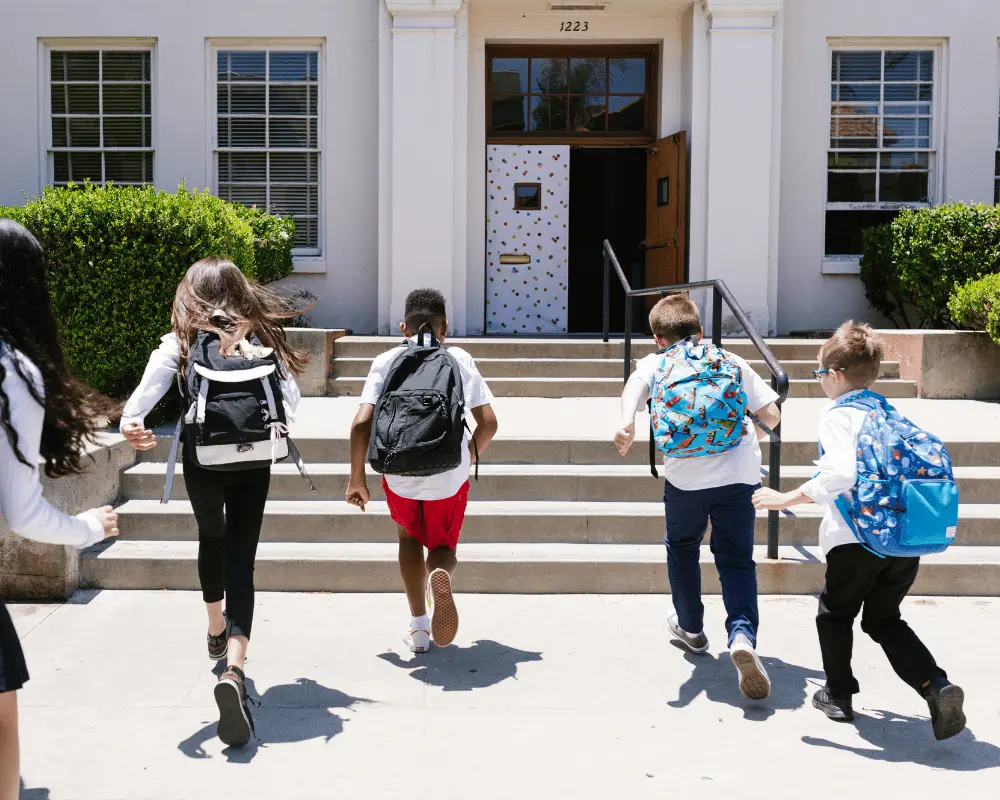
[230,203,295,284]
[859,222,912,328]
[0,184,291,400]
[949,273,1000,342]
[892,203,1000,328]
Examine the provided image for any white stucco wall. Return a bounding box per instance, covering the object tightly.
[0,0,379,333]
[777,0,1000,334]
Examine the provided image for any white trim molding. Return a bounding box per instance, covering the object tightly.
[700,0,783,30]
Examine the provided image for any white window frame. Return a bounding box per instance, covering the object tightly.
[823,39,947,269]
[207,39,325,272]
[38,38,157,193]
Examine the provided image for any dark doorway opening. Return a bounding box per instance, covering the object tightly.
[568,147,647,334]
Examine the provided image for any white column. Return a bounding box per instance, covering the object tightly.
[700,0,784,336]
[382,0,463,332]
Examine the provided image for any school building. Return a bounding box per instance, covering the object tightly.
[2,0,999,336]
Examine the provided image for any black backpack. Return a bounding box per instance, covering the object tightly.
[161,330,314,502]
[368,331,479,479]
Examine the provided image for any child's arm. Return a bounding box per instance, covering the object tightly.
[347,404,374,511]
[750,401,781,441]
[753,409,857,511]
[470,403,498,457]
[615,372,651,456]
[120,334,182,452]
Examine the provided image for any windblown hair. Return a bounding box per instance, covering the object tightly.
[819,321,883,389]
[0,218,120,478]
[403,288,448,334]
[172,256,306,378]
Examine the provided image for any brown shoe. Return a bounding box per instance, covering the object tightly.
[427,568,459,647]
[214,666,255,748]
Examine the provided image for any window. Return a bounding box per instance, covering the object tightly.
[488,48,654,138]
[513,183,541,210]
[826,49,936,256]
[216,49,321,255]
[49,50,153,186]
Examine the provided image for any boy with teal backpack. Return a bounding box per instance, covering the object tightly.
[616,294,781,700]
[753,322,965,740]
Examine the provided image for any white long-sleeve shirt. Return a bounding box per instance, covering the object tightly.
[120,332,301,431]
[799,389,869,555]
[0,343,104,548]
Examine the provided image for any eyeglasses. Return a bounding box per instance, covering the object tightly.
[812,368,844,381]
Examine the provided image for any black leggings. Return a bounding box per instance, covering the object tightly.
[183,454,270,640]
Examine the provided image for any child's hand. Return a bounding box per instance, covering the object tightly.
[752,488,794,511]
[614,422,635,456]
[86,505,119,539]
[346,481,370,511]
[122,423,157,452]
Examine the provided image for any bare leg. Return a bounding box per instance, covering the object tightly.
[0,691,19,800]
[206,600,226,638]
[227,635,248,671]
[397,525,428,616]
[426,546,458,576]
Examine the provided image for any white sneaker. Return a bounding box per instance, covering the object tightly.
[730,634,771,700]
[404,615,431,653]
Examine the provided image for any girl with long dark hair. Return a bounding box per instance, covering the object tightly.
[120,256,304,748]
[0,218,119,800]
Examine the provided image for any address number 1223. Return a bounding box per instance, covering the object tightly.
[560,21,589,32]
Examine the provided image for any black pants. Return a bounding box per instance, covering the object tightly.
[817,544,945,697]
[183,454,270,640]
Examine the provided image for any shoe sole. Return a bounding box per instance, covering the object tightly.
[429,569,459,647]
[731,648,771,700]
[812,695,854,722]
[214,679,252,748]
[666,619,709,654]
[208,645,228,662]
[933,685,967,741]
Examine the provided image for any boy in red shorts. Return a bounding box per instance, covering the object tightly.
[347,289,498,652]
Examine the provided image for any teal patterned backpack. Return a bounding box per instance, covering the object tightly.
[650,340,748,459]
[823,390,959,557]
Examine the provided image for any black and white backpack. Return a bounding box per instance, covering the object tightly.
[161,330,313,502]
[367,331,478,479]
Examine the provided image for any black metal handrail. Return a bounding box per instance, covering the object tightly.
[601,239,790,560]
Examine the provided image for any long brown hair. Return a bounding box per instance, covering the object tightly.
[0,218,121,477]
[172,257,306,378]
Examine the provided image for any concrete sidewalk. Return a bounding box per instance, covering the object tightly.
[11,592,1000,799]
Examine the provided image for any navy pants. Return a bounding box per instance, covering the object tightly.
[663,480,759,647]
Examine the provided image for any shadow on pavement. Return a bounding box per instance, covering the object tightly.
[19,779,50,799]
[378,639,543,691]
[667,647,825,721]
[178,677,372,763]
[804,708,1000,770]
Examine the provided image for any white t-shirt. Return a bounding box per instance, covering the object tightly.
[632,349,779,491]
[360,341,494,501]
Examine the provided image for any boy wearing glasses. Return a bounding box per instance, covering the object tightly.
[752,322,965,739]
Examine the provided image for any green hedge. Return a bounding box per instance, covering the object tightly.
[859,222,913,328]
[949,273,1000,343]
[0,184,295,399]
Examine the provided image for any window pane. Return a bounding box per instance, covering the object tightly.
[531,58,568,93]
[294,218,318,249]
[831,102,879,116]
[53,152,69,182]
[269,52,315,82]
[609,58,645,94]
[51,83,67,115]
[51,52,67,82]
[269,118,310,147]
[883,117,930,141]
[884,51,933,82]
[492,95,528,132]
[228,118,266,148]
[492,58,528,93]
[269,85,311,115]
[102,52,146,81]
[225,52,266,81]
[881,151,929,170]
[883,102,931,116]
[570,96,606,131]
[830,117,878,148]
[103,117,145,147]
[219,152,267,182]
[270,152,317,182]
[827,171,876,202]
[51,118,68,148]
[530,96,566,132]
[229,85,266,114]
[68,118,100,147]
[104,85,144,114]
[68,152,102,182]
[832,51,881,82]
[270,185,318,217]
[66,84,100,114]
[825,209,900,255]
[880,171,929,202]
[105,151,148,183]
[219,184,268,207]
[829,152,877,169]
[832,83,881,102]
[65,52,99,81]
[608,95,644,131]
[883,83,933,102]
[570,58,606,93]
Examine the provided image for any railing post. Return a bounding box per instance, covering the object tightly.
[602,248,611,344]
[767,375,782,560]
[623,295,633,384]
[712,285,723,348]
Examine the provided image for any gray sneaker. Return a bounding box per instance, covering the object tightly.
[667,613,709,654]
[730,634,771,700]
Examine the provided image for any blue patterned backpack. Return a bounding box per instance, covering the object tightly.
[824,390,958,557]
[650,340,748,460]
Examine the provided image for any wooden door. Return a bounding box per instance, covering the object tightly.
[645,131,687,301]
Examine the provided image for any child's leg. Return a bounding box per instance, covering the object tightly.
[0,691,18,800]
[397,525,429,616]
[817,545,878,697]
[427,546,457,575]
[220,467,271,672]
[663,481,711,635]
[184,459,228,638]
[860,556,946,692]
[706,483,758,646]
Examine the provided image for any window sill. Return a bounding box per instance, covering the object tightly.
[293,258,326,275]
[822,258,861,275]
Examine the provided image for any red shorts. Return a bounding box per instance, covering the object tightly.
[382,478,470,551]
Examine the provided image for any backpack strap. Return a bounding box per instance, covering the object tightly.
[286,437,317,494]
[647,399,659,478]
[161,411,185,504]
[464,419,480,481]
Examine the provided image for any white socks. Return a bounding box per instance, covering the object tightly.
[411,614,430,631]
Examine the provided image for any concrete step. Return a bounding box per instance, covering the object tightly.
[81,540,1000,595]
[332,336,825,361]
[330,357,901,381]
[112,499,1000,546]
[124,462,1000,504]
[327,376,918,399]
